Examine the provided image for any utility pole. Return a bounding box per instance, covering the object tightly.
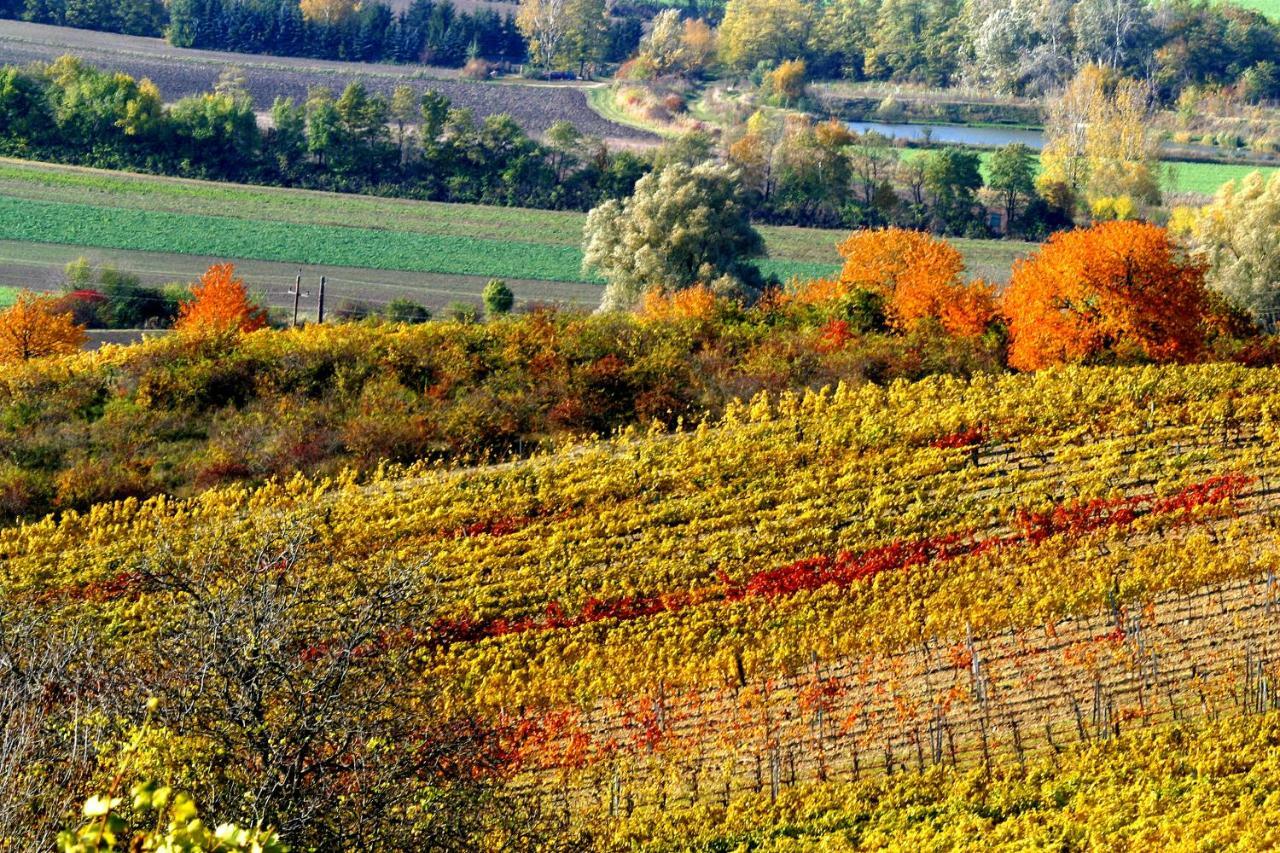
[292,272,302,327]
[317,275,326,324]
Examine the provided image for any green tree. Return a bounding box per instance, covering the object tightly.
[583,162,765,310]
[483,279,515,316]
[304,87,341,168]
[986,142,1036,231]
[923,147,984,233]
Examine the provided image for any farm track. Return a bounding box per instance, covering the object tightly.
[0,20,657,143]
[507,422,1280,812]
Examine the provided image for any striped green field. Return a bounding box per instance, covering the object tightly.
[0,159,1034,290]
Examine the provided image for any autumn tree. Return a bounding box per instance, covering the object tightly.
[1038,64,1161,216]
[717,0,812,69]
[766,59,808,105]
[0,292,86,363]
[583,162,765,311]
[176,264,268,336]
[517,0,608,71]
[1002,220,1209,370]
[795,228,994,336]
[298,0,357,24]
[767,116,856,225]
[1190,170,1280,326]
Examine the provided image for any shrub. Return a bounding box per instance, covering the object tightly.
[446,301,481,323]
[482,279,515,317]
[385,298,432,324]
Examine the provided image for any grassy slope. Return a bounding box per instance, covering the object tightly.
[0,159,1034,285]
[0,285,16,306]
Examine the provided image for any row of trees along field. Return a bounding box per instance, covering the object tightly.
[0,57,651,208]
[7,0,1280,102]
[3,206,1277,520]
[691,0,1280,100]
[0,56,1158,234]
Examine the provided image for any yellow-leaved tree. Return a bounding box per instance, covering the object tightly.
[0,292,86,363]
[717,0,812,70]
[1038,64,1161,218]
[299,0,358,24]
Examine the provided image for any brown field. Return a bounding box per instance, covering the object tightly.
[0,20,654,143]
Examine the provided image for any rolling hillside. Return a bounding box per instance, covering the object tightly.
[5,361,1280,845]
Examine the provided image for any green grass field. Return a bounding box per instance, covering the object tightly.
[0,159,1034,289]
[1225,0,1280,17]
[0,285,17,307]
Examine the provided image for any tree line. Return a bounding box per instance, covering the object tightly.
[0,57,649,210]
[673,0,1280,102]
[9,0,1280,104]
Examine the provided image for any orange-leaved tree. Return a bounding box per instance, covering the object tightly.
[1001,220,1209,371]
[0,291,86,363]
[794,227,994,336]
[176,264,268,336]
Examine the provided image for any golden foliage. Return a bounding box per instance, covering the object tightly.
[299,0,357,23]
[0,291,86,363]
[638,285,720,322]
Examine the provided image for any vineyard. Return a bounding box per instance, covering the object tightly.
[7,361,1280,844]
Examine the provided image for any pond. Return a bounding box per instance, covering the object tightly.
[844,120,1045,150]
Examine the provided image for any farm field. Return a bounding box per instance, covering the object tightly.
[0,285,16,306]
[0,20,652,143]
[6,360,1280,845]
[0,160,1034,292]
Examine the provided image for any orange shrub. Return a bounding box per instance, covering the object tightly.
[794,228,994,336]
[1002,221,1209,371]
[638,285,719,322]
[176,263,268,337]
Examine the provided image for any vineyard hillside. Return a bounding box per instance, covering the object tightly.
[8,361,1280,845]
